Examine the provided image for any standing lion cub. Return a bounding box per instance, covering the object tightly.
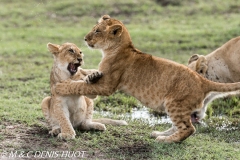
[41,42,127,139]
[55,16,240,143]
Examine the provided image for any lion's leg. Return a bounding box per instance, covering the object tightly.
[81,97,106,131]
[155,102,195,143]
[79,68,99,76]
[54,97,76,139]
[195,91,240,122]
[192,92,229,122]
[92,118,128,126]
[151,125,177,138]
[41,96,61,136]
[49,126,61,136]
[41,96,51,121]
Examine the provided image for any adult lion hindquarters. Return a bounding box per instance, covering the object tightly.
[56,15,240,143]
[188,36,240,122]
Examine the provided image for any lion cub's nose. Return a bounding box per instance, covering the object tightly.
[84,38,87,41]
[77,58,82,62]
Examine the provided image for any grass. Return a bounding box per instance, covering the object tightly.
[0,0,240,159]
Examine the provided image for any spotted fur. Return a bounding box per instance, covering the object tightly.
[56,16,240,142]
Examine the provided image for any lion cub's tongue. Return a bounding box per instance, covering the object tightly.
[70,63,76,71]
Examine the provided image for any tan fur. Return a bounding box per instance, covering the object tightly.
[188,37,240,121]
[55,16,240,142]
[41,42,127,139]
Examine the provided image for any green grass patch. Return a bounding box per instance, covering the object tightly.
[95,91,139,113]
[210,96,240,118]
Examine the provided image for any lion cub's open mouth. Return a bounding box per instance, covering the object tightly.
[67,62,80,75]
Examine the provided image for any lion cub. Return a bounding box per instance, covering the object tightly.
[41,42,127,139]
[188,36,240,122]
[55,16,240,142]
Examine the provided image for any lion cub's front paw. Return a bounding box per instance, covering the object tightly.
[84,71,103,84]
[49,128,61,136]
[57,133,76,140]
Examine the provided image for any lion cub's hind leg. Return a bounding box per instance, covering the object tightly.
[41,96,52,122]
[81,97,106,131]
[92,118,128,126]
[82,97,128,129]
[154,102,196,143]
[41,96,61,136]
[41,97,59,134]
[151,126,177,138]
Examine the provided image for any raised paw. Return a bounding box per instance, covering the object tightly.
[57,132,76,140]
[84,71,103,84]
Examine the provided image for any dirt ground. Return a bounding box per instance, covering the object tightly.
[0,121,104,160]
[0,121,152,160]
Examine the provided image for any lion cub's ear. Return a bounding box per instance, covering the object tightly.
[98,15,111,23]
[47,43,60,55]
[109,24,123,37]
[196,56,208,75]
[188,54,200,64]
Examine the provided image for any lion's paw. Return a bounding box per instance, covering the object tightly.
[91,123,106,131]
[49,128,61,136]
[117,120,128,126]
[57,133,76,140]
[156,136,167,142]
[155,135,174,143]
[84,71,103,84]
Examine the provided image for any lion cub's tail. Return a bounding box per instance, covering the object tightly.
[205,79,240,93]
[92,118,128,126]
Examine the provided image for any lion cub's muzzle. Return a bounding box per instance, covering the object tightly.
[84,35,94,48]
[67,58,82,75]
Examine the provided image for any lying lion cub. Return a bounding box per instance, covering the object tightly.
[188,36,240,122]
[41,42,127,139]
[56,16,240,143]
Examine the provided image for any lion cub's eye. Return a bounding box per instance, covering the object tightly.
[95,29,101,33]
[68,49,74,53]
